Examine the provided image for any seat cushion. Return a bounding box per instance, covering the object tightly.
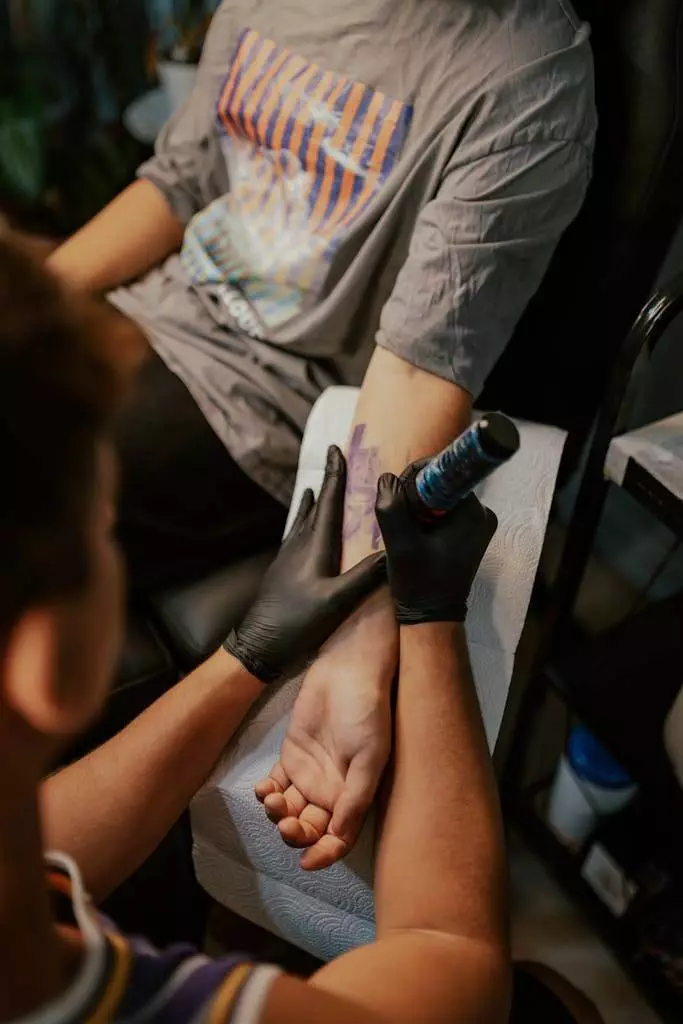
[149,549,277,670]
[117,608,176,691]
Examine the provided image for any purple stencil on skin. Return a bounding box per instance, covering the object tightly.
[343,424,383,551]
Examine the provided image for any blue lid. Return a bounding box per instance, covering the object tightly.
[567,726,633,790]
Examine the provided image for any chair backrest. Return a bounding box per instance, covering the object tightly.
[480,0,683,464]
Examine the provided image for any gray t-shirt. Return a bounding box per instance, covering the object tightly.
[111,0,595,504]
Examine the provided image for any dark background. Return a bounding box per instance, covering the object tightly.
[0,0,215,233]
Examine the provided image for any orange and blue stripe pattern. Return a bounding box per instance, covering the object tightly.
[216,29,412,239]
[181,28,412,331]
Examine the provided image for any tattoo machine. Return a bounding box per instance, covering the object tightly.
[408,412,520,520]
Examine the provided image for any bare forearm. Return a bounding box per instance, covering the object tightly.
[342,348,471,570]
[376,623,507,947]
[41,649,262,900]
[310,625,509,1022]
[297,351,473,867]
[47,179,185,294]
[319,347,473,691]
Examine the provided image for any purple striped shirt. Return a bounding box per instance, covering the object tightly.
[22,853,280,1024]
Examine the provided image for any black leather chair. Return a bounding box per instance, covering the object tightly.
[104,0,683,945]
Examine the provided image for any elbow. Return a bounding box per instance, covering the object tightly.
[380,927,512,1024]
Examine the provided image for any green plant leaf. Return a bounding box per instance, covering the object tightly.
[0,103,45,201]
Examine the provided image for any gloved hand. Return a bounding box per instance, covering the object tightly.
[224,445,386,683]
[375,466,497,624]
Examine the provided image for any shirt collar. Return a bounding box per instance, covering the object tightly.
[10,852,122,1024]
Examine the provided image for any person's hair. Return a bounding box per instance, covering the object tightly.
[0,229,142,634]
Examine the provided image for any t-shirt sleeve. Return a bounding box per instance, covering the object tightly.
[209,963,281,1022]
[137,2,234,225]
[376,136,592,398]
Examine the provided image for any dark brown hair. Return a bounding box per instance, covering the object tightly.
[0,230,143,632]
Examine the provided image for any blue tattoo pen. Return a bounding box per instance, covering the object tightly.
[408,412,520,520]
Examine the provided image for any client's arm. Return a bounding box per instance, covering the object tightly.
[257,128,591,869]
[339,347,472,568]
[256,347,472,869]
[41,449,383,902]
[47,180,185,294]
[257,477,510,1022]
[47,3,235,295]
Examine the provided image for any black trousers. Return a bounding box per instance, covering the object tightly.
[114,349,287,591]
[510,969,579,1023]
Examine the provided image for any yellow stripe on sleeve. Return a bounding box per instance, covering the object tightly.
[206,962,253,1023]
[86,933,132,1024]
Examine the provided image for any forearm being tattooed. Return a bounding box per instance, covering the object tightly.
[340,348,472,572]
[343,423,385,553]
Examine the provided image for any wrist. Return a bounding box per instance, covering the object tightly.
[401,620,463,638]
[394,603,467,626]
[321,587,397,657]
[399,620,464,653]
[306,589,398,693]
[222,630,281,686]
[214,646,266,697]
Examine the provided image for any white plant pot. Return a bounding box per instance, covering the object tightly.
[547,754,637,848]
[157,60,199,114]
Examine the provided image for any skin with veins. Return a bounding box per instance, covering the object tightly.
[343,423,383,550]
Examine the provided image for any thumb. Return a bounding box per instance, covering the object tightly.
[333,552,386,610]
[375,471,402,511]
[375,472,411,548]
[484,505,499,541]
[329,759,378,850]
[285,488,315,539]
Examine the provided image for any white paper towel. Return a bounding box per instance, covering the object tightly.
[191,387,566,960]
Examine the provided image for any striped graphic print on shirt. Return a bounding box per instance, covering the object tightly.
[180,28,412,331]
[215,28,412,237]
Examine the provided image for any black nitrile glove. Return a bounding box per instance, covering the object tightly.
[375,467,497,624]
[224,445,386,683]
